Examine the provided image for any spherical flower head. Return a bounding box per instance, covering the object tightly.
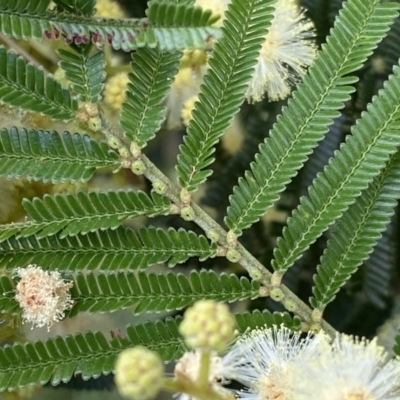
[115,346,164,400]
[293,334,400,400]
[103,72,130,112]
[95,0,125,18]
[14,265,73,331]
[246,0,317,102]
[174,350,230,400]
[179,300,236,352]
[221,325,328,400]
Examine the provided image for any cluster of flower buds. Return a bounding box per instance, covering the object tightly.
[114,298,400,400]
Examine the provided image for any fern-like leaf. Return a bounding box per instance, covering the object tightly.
[0,191,171,241]
[272,62,400,274]
[309,151,400,310]
[0,46,77,120]
[0,270,258,316]
[0,309,300,390]
[0,226,217,270]
[0,127,120,182]
[225,0,399,235]
[66,270,260,316]
[57,48,106,103]
[175,0,276,192]
[0,319,184,390]
[0,1,220,51]
[120,48,181,147]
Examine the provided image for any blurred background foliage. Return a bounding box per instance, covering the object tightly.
[2,0,400,398]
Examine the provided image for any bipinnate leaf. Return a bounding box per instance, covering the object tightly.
[310,150,400,310]
[0,127,120,182]
[0,191,171,241]
[225,0,399,235]
[0,227,217,271]
[0,46,77,120]
[272,61,400,274]
[176,0,276,192]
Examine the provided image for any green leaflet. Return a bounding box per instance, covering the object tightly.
[0,191,171,241]
[310,150,400,310]
[120,48,181,147]
[225,0,399,235]
[175,0,276,192]
[0,227,218,270]
[272,61,400,274]
[0,128,120,182]
[0,1,220,51]
[57,48,106,103]
[0,270,259,316]
[0,46,77,120]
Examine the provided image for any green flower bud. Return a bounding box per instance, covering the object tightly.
[270,287,285,302]
[131,160,146,175]
[226,249,241,263]
[180,206,195,221]
[88,116,102,132]
[153,180,167,195]
[179,300,236,352]
[114,346,164,400]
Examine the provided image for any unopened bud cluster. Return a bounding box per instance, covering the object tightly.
[179,300,236,352]
[115,346,164,400]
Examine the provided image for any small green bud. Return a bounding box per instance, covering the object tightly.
[131,160,146,175]
[88,116,102,132]
[283,298,297,312]
[180,206,195,221]
[226,249,241,263]
[119,146,130,158]
[206,230,220,243]
[248,267,263,280]
[153,180,166,195]
[107,136,122,149]
[114,346,164,400]
[270,287,285,302]
[179,300,236,352]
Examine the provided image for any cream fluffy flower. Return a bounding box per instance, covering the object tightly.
[246,0,316,102]
[221,326,326,400]
[293,335,400,400]
[14,265,74,330]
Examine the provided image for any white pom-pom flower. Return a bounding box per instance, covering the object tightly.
[221,326,327,400]
[14,265,74,331]
[293,334,400,400]
[246,0,316,102]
